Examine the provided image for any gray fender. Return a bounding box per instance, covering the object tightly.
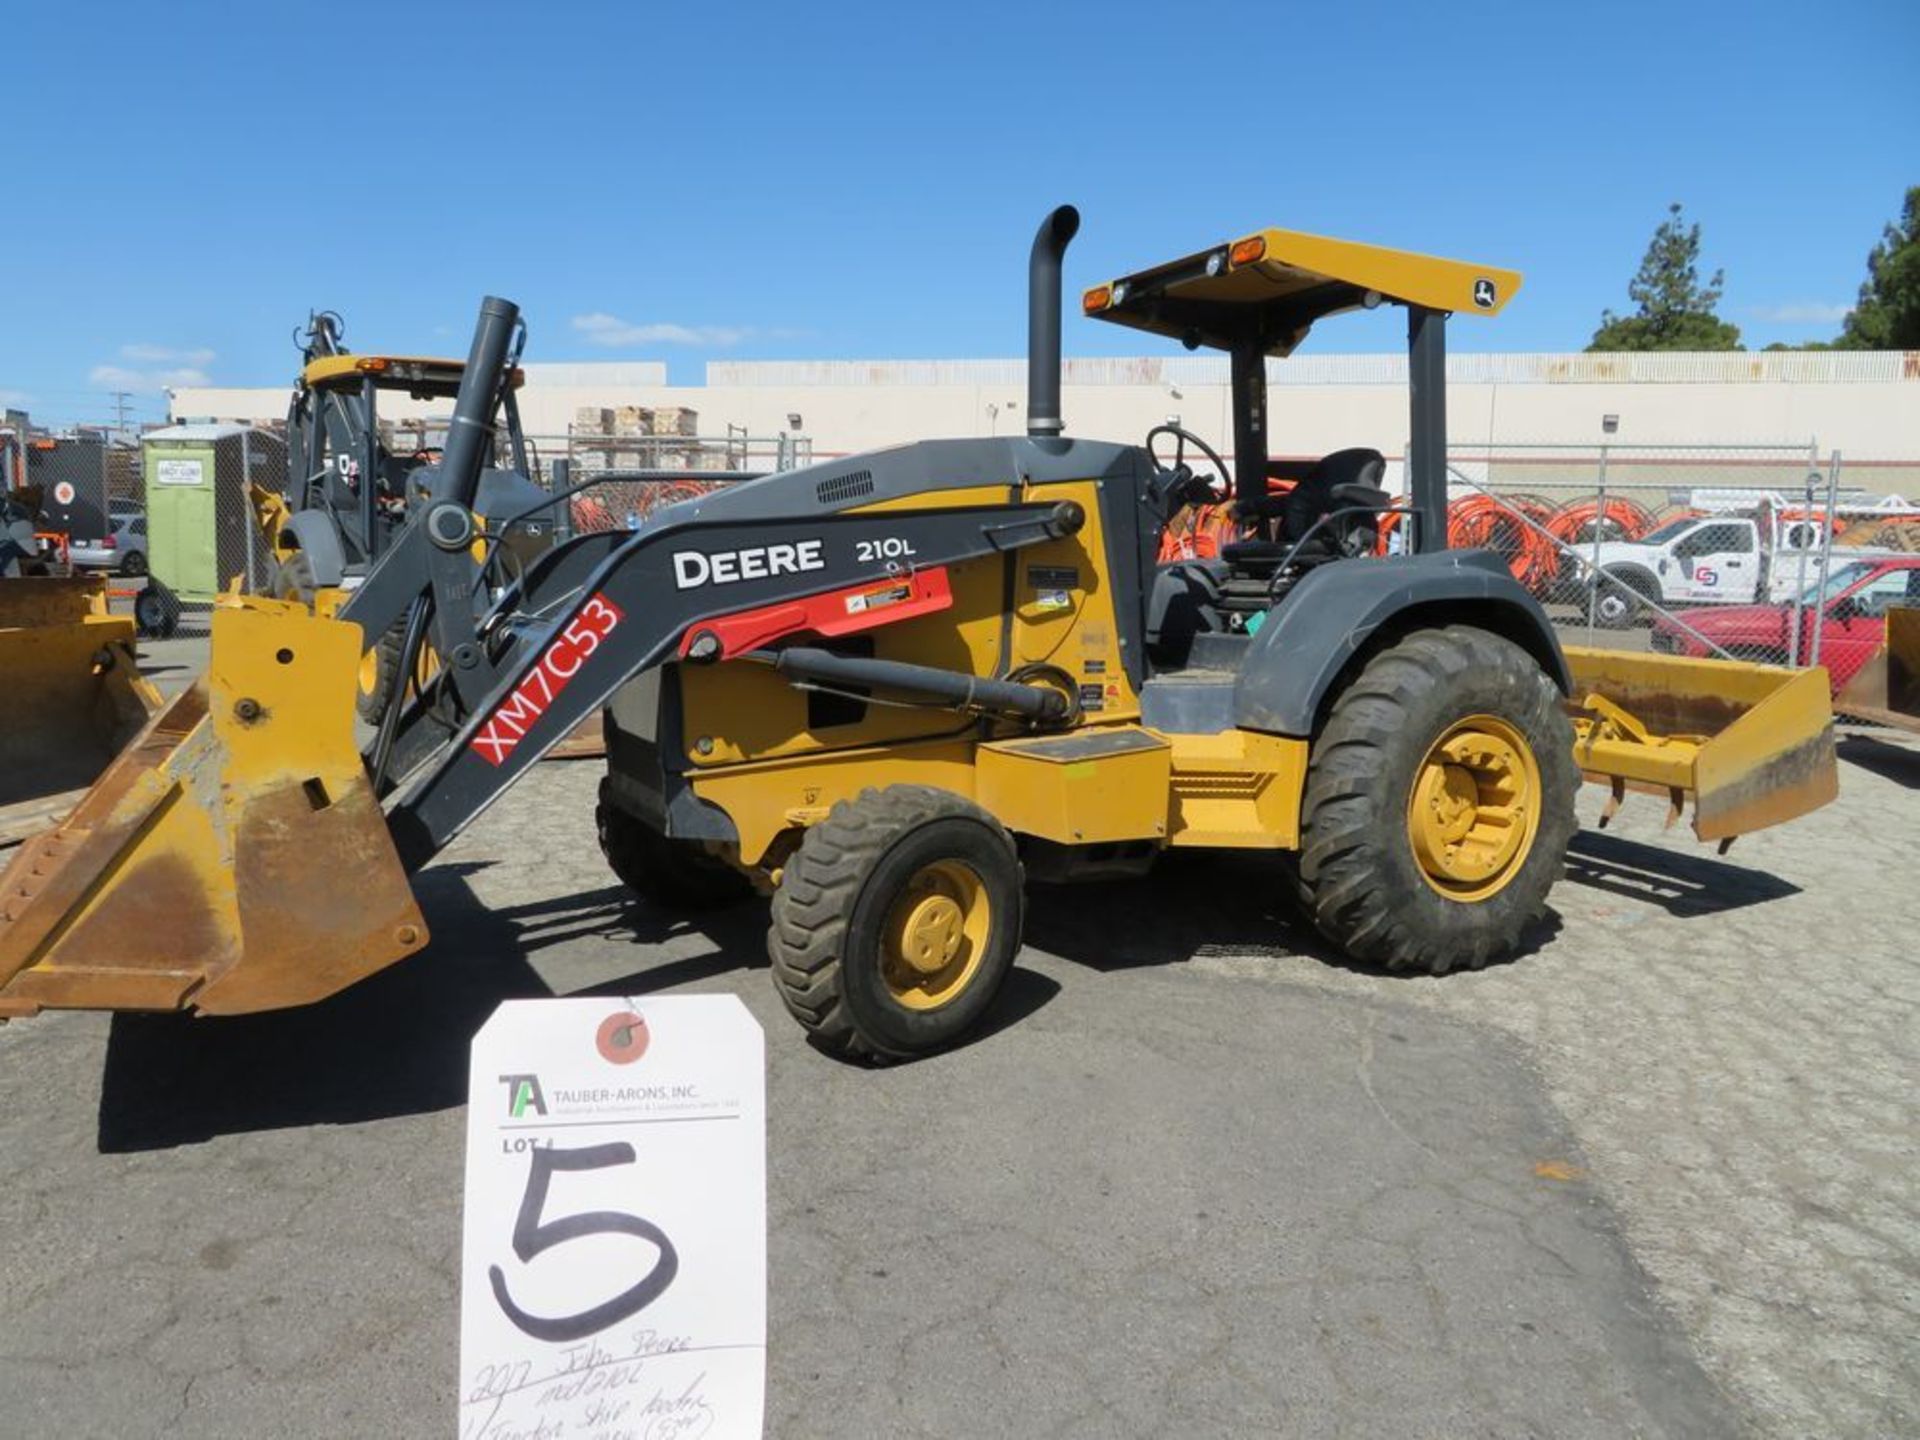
[285,510,347,588]
[1232,549,1572,737]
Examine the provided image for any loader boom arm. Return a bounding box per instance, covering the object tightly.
[379,495,1087,870]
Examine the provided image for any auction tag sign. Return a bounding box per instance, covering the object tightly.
[460,996,766,1439]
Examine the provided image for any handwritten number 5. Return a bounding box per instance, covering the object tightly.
[488,1142,679,1342]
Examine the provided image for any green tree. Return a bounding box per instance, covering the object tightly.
[1588,203,1743,351]
[1834,187,1920,350]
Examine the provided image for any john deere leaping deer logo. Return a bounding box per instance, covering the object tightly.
[1472,277,1497,309]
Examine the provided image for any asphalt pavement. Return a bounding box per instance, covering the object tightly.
[0,645,1915,1436]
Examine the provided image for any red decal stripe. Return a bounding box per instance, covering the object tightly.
[472,592,624,766]
[678,567,952,660]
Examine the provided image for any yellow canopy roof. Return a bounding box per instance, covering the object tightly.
[300,354,525,395]
[1083,227,1522,357]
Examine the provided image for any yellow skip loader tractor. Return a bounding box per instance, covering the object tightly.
[0,208,1838,1060]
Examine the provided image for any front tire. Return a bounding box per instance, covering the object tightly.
[133,581,180,639]
[1296,626,1577,975]
[769,785,1023,1062]
[119,550,148,578]
[357,620,407,724]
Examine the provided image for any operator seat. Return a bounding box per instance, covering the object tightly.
[1214,447,1391,619]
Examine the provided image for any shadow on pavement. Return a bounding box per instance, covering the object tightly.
[1838,732,1920,789]
[519,884,1064,1065]
[1561,829,1799,917]
[96,863,760,1153]
[1024,850,1562,980]
[97,858,1059,1145]
[488,882,769,965]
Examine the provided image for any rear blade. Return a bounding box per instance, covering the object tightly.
[0,600,427,1020]
[1563,646,1838,842]
[1834,606,1920,732]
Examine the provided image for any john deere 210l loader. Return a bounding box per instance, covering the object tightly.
[0,208,1838,1060]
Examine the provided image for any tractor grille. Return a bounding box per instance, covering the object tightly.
[816,470,875,505]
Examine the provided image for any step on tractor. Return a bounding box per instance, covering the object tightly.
[0,208,1839,1060]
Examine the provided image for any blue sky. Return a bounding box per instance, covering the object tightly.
[4,0,1915,426]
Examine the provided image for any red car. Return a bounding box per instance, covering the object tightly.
[1650,555,1920,695]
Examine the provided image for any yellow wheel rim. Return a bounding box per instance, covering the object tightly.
[880,859,991,1011]
[358,647,380,698]
[1406,714,1541,902]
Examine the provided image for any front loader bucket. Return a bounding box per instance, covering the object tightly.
[1562,646,1839,843]
[0,577,160,847]
[1834,606,1920,733]
[0,599,427,1020]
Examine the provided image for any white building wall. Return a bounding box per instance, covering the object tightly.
[172,351,1920,493]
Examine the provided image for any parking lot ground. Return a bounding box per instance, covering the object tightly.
[1,690,1914,1435]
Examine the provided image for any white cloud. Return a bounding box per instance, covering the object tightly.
[85,341,219,393]
[118,342,216,365]
[1750,302,1850,325]
[571,312,751,348]
[89,363,211,391]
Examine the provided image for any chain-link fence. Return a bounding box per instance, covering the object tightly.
[116,421,1920,726]
[123,421,804,636]
[1155,436,1920,721]
[529,425,806,538]
[1437,441,1920,723]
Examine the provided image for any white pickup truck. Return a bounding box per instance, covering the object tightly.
[1581,514,1838,627]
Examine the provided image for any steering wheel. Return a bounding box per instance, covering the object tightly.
[1146,423,1231,506]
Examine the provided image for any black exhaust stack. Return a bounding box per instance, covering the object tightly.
[1026,205,1081,438]
[436,295,521,507]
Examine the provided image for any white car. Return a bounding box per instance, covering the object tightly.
[68,502,149,576]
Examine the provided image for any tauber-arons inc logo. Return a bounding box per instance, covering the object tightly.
[498,1073,548,1118]
[597,1010,650,1065]
[496,1012,651,1118]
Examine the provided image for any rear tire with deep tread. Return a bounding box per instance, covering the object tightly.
[768,784,1023,1063]
[1296,625,1577,975]
[596,778,752,910]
